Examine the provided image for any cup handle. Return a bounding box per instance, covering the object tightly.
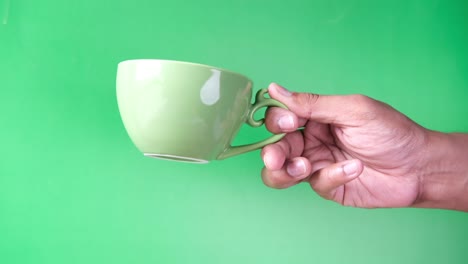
[217,89,288,160]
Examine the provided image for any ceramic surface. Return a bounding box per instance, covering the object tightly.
[117,60,286,162]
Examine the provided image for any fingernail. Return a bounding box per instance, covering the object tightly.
[287,159,306,177]
[272,83,292,97]
[343,161,359,178]
[278,115,295,130]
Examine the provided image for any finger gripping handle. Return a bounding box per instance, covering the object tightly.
[217,89,288,160]
[246,89,286,127]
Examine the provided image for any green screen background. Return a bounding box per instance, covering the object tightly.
[1,0,467,263]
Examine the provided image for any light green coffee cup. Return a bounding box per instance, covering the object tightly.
[116,59,287,163]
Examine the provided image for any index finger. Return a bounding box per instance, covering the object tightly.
[261,131,304,171]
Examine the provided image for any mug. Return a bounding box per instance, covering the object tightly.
[116,59,287,163]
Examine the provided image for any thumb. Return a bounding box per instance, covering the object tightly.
[308,159,363,201]
[268,83,377,126]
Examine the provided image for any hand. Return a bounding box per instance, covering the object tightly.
[261,83,434,209]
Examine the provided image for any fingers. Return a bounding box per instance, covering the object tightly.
[267,83,379,127]
[308,159,363,200]
[261,132,305,188]
[261,143,286,171]
[261,157,312,189]
[265,107,307,134]
[262,155,364,201]
[261,131,304,171]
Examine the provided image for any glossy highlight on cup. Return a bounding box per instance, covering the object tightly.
[116,59,287,163]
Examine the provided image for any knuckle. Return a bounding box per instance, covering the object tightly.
[293,93,320,116]
[309,167,341,197]
[323,168,339,188]
[349,94,373,108]
[348,94,378,121]
[295,93,320,105]
[261,168,286,189]
[309,181,333,200]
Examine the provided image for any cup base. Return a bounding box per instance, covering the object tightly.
[144,153,209,164]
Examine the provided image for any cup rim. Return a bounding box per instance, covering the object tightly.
[118,59,253,83]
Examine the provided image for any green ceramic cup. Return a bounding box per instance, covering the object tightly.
[116,59,287,163]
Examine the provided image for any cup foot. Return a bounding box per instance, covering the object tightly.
[144,153,209,164]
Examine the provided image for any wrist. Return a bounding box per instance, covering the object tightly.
[414,131,468,211]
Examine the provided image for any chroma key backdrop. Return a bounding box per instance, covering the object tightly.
[1,0,467,263]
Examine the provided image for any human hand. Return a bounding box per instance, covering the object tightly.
[261,83,437,209]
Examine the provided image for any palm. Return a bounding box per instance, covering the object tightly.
[301,118,423,208]
[261,85,430,209]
